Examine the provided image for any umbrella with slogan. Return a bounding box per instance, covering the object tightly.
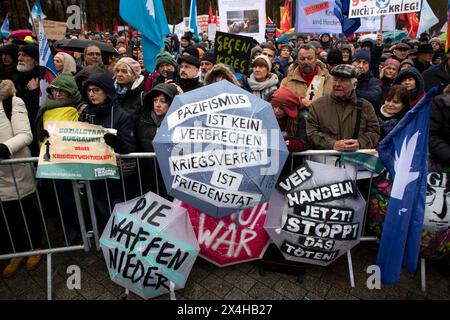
[99,191,199,299]
[180,200,271,267]
[264,160,366,266]
[152,80,289,218]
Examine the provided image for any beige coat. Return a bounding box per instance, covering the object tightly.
[306,91,380,150]
[280,59,333,104]
[0,80,35,201]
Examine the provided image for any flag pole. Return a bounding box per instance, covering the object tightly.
[25,0,34,34]
[379,14,384,33]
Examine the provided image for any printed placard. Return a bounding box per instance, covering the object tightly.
[349,0,421,18]
[36,121,119,180]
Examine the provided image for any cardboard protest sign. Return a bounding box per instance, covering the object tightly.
[33,19,67,40]
[349,0,421,18]
[152,80,289,218]
[213,31,253,74]
[100,191,199,299]
[36,121,119,180]
[265,161,366,266]
[182,201,270,267]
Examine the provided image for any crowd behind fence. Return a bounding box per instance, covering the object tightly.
[0,150,428,299]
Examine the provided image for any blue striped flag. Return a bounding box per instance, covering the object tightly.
[34,0,56,107]
[120,0,170,73]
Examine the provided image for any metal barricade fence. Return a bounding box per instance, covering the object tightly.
[0,156,91,300]
[0,151,427,299]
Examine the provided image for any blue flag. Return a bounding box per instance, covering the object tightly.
[189,0,198,36]
[1,15,9,32]
[333,0,361,37]
[377,88,438,285]
[120,0,170,73]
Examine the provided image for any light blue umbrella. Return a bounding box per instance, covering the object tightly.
[153,80,289,218]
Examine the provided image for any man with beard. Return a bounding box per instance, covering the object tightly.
[176,55,203,92]
[199,50,214,83]
[151,51,178,88]
[280,44,332,112]
[306,64,380,150]
[15,44,40,155]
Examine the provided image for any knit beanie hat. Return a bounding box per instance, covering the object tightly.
[18,44,39,63]
[252,54,272,71]
[384,58,401,70]
[270,87,299,118]
[251,45,263,59]
[200,50,215,63]
[155,51,177,69]
[117,57,141,77]
[352,49,371,64]
[183,45,200,59]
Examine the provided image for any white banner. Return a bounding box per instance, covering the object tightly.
[296,0,395,34]
[218,0,266,43]
[349,0,421,18]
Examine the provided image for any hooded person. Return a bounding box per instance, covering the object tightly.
[319,33,333,50]
[393,67,425,106]
[53,52,77,75]
[136,83,178,199]
[361,37,383,78]
[400,58,414,71]
[203,63,241,87]
[0,43,21,83]
[341,44,353,64]
[35,72,82,145]
[422,50,450,92]
[0,79,42,278]
[74,64,106,95]
[80,73,138,231]
[270,87,308,153]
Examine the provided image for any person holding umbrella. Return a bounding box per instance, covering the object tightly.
[136,83,178,199]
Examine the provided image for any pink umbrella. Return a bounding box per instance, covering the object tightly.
[181,201,271,267]
[8,29,33,40]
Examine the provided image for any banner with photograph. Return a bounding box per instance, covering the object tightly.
[296,0,395,34]
[218,0,266,43]
[36,121,119,180]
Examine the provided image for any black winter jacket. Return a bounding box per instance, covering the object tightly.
[356,72,383,113]
[429,92,450,167]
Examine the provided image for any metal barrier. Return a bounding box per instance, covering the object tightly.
[0,151,428,299]
[0,157,91,299]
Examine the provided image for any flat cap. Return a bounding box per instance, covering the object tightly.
[330,64,360,79]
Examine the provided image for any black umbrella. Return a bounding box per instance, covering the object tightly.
[54,39,119,56]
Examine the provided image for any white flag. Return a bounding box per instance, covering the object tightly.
[417,0,439,35]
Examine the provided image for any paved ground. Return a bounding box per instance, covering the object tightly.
[0,241,449,300]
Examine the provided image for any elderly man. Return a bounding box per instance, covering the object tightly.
[176,55,203,92]
[392,42,410,63]
[200,50,215,83]
[306,64,380,151]
[281,44,332,110]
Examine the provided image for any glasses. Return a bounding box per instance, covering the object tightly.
[51,88,67,95]
[86,87,102,94]
[86,52,101,56]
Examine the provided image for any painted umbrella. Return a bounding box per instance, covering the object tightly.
[264,160,366,266]
[99,191,200,299]
[152,80,289,218]
[181,201,271,267]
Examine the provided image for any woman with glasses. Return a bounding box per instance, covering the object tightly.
[79,73,137,232]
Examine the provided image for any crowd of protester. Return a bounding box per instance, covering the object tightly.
[0,28,449,278]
